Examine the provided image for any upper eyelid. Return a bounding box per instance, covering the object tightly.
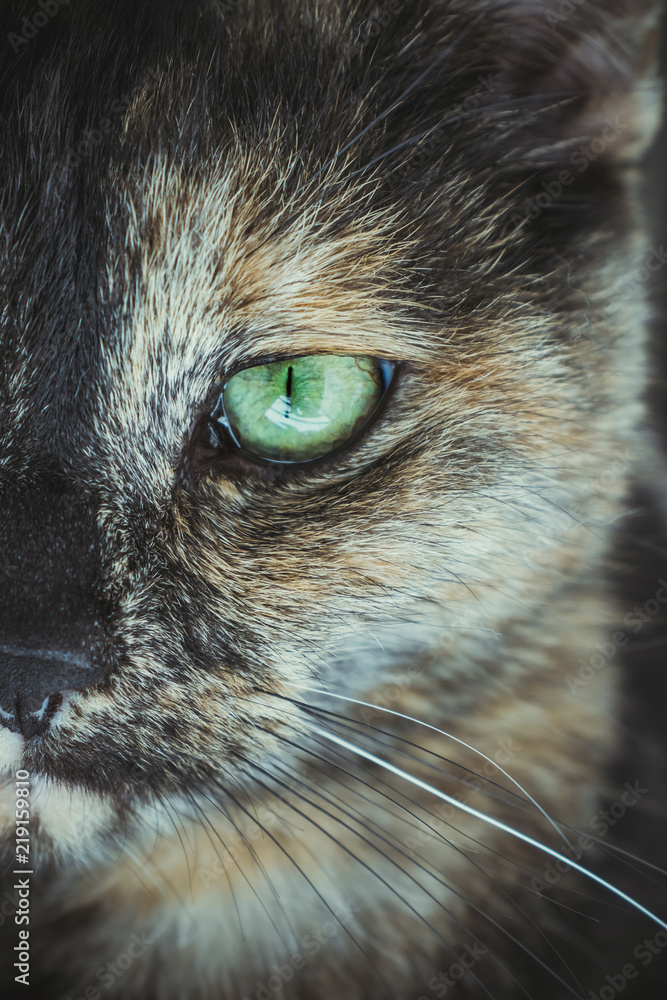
[218,353,397,386]
[217,353,310,385]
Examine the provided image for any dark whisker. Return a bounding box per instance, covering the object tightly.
[156,794,197,904]
[237,759,503,1000]
[273,745,589,995]
[213,777,399,1000]
[249,753,594,1000]
[187,789,298,952]
[181,791,247,940]
[309,725,667,933]
[269,689,570,844]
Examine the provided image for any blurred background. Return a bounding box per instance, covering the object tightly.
[571,8,667,997]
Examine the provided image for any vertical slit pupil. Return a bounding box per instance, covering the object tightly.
[285,365,294,418]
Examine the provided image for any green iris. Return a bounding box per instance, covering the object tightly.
[220,355,389,463]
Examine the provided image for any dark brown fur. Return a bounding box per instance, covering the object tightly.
[0,1,665,997]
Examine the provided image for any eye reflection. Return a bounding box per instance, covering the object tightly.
[263,397,332,434]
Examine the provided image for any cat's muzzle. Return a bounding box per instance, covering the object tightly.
[0,485,112,738]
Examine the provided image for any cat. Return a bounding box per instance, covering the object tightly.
[0,0,666,997]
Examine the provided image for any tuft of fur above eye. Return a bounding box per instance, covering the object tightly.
[212,355,394,463]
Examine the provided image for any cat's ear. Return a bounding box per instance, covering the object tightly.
[491,0,663,163]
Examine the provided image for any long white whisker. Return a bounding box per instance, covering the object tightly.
[311,726,667,933]
[303,687,574,852]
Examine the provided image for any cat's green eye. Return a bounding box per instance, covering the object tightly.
[215,355,393,463]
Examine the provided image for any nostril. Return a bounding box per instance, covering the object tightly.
[0,644,109,739]
[0,692,63,739]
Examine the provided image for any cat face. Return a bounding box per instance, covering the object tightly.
[0,0,658,838]
[0,1,664,996]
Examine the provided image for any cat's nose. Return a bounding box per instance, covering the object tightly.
[0,641,109,739]
[0,485,112,738]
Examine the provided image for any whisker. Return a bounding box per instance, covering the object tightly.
[281,689,572,848]
[198,787,285,903]
[264,693,667,899]
[272,726,468,848]
[188,789,298,950]
[182,791,248,940]
[311,727,667,933]
[282,746,588,994]
[583,837,667,879]
[155,794,197,904]
[304,725,527,847]
[251,752,593,999]
[245,761,448,934]
[214,778,399,1000]
[108,827,181,904]
[241,760,511,1000]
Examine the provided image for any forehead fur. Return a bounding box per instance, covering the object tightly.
[1,0,657,489]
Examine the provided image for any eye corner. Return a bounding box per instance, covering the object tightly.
[377,357,397,391]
